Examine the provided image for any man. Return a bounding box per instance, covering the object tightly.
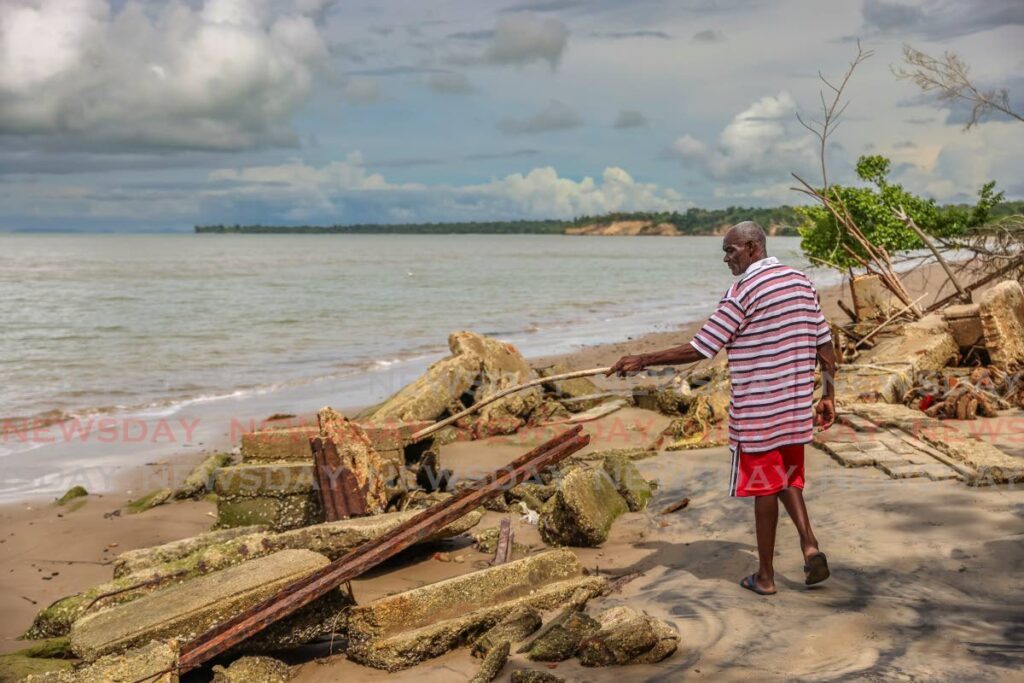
[608,221,837,595]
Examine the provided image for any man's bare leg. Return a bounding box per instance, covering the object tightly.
[752,494,779,592]
[778,487,820,562]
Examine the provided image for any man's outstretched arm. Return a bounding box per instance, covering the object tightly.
[606,342,705,376]
[815,339,837,430]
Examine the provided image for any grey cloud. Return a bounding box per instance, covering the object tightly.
[484,16,569,68]
[0,0,330,153]
[448,29,496,40]
[502,0,587,12]
[372,149,541,167]
[861,0,1024,39]
[692,29,725,43]
[464,149,540,160]
[427,72,478,94]
[497,100,582,134]
[613,110,649,128]
[904,116,936,125]
[893,140,917,149]
[343,78,381,104]
[346,65,447,76]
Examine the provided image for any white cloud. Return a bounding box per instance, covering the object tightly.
[497,100,582,134]
[202,155,686,223]
[669,91,817,181]
[0,0,331,150]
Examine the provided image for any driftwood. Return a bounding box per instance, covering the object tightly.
[658,497,691,515]
[894,206,970,304]
[173,426,591,675]
[926,255,1024,313]
[409,367,612,444]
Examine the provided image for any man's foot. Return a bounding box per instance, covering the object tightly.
[740,573,776,596]
[804,552,830,586]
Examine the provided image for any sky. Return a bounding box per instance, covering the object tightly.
[0,0,1021,232]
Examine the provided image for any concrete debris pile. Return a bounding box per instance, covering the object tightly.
[633,366,730,450]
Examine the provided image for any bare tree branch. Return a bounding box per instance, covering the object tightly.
[894,45,1023,130]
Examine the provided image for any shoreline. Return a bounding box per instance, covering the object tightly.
[0,259,961,506]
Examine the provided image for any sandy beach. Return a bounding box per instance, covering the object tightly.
[2,260,1022,682]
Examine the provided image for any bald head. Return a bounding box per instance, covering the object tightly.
[722,221,768,275]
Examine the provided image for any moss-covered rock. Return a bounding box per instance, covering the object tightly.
[174,453,233,499]
[602,456,652,512]
[539,468,627,547]
[521,607,599,662]
[471,605,542,658]
[577,606,679,666]
[123,489,172,514]
[510,671,564,683]
[469,640,509,683]
[0,639,75,682]
[56,487,88,506]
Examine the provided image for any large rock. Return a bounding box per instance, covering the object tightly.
[30,510,481,639]
[69,550,332,661]
[539,468,628,547]
[979,280,1024,370]
[366,331,542,437]
[537,362,606,412]
[576,606,680,666]
[346,549,607,671]
[602,456,652,512]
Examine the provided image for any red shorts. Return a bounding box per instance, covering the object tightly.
[729,443,805,497]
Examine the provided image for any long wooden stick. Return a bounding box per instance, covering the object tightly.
[409,367,612,443]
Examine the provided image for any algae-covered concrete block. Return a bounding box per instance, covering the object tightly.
[510,670,564,683]
[241,426,318,463]
[577,606,679,666]
[216,493,322,531]
[469,640,509,683]
[316,407,390,515]
[471,605,542,657]
[113,526,265,579]
[346,549,607,671]
[539,468,628,547]
[215,463,316,498]
[25,640,179,682]
[979,280,1024,370]
[69,550,329,661]
[523,607,599,661]
[215,463,322,531]
[602,455,652,511]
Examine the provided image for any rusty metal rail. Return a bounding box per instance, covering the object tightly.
[175,425,588,672]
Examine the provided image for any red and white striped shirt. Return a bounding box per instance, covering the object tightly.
[690,257,831,452]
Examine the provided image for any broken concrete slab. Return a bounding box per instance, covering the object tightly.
[471,605,542,658]
[602,455,653,512]
[469,640,509,683]
[836,314,958,404]
[345,549,607,671]
[211,656,294,682]
[880,462,961,481]
[69,550,330,661]
[113,526,265,579]
[241,425,319,463]
[24,640,179,682]
[315,406,391,516]
[539,467,628,547]
[851,273,900,321]
[174,453,233,499]
[979,280,1024,370]
[537,362,606,412]
[848,402,1024,484]
[576,606,680,666]
[522,607,599,662]
[943,303,984,351]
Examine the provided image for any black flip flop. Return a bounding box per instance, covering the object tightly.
[804,552,830,586]
[740,573,776,596]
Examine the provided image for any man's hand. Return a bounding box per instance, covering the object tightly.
[814,397,836,431]
[606,354,648,377]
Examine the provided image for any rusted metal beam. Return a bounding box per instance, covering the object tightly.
[491,516,513,566]
[176,425,588,672]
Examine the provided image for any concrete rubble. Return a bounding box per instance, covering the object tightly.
[345,549,607,671]
[521,606,599,661]
[537,361,607,412]
[602,455,653,512]
[471,605,542,658]
[469,640,510,683]
[174,452,233,499]
[978,280,1024,370]
[29,510,481,639]
[24,640,180,683]
[539,467,628,547]
[315,406,391,515]
[69,549,337,661]
[576,606,680,666]
[942,303,984,352]
[510,670,565,683]
[211,655,294,682]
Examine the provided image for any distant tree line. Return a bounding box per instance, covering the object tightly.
[194,200,1022,237]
